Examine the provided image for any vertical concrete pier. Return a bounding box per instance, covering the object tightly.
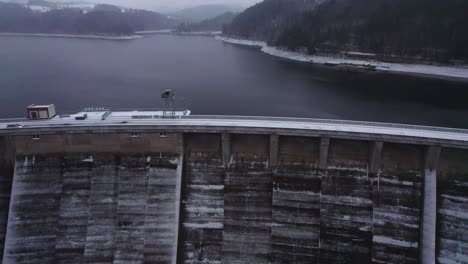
[319,138,330,170]
[222,133,231,167]
[0,137,14,263]
[173,134,184,264]
[269,135,279,168]
[369,141,384,174]
[421,146,441,264]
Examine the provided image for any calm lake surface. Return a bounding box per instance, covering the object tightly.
[1,34,468,128]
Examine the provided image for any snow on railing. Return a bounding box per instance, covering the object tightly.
[0,118,28,123]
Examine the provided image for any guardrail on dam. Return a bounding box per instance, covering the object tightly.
[0,115,467,264]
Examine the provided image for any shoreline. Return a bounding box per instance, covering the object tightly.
[0,33,142,40]
[136,30,222,36]
[176,31,222,36]
[215,36,468,82]
[135,30,172,35]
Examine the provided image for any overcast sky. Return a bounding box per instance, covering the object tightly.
[83,0,260,12]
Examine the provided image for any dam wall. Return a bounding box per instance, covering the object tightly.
[0,123,466,263]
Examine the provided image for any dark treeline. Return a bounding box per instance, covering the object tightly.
[224,0,319,40]
[0,3,175,35]
[176,12,236,32]
[226,0,468,62]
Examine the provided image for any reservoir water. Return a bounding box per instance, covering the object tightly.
[1,34,467,128]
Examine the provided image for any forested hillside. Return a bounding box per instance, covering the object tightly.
[0,2,176,35]
[170,4,242,22]
[224,0,323,40]
[225,0,468,62]
[176,12,236,32]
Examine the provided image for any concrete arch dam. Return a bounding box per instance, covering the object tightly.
[0,116,467,264]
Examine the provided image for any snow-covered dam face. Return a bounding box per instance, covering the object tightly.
[0,130,467,264]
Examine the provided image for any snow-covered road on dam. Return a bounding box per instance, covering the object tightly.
[1,111,468,147]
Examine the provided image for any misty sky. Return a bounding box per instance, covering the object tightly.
[82,0,260,12]
[4,0,262,11]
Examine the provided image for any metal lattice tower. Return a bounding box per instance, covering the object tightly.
[161,89,176,118]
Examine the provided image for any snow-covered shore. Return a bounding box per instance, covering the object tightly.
[135,30,172,35]
[216,36,468,81]
[215,36,266,48]
[0,33,142,40]
[177,31,222,36]
[137,30,222,36]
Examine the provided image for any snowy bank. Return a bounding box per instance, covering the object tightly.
[137,30,223,36]
[177,31,222,36]
[215,36,266,48]
[135,30,172,35]
[217,36,468,81]
[0,33,142,40]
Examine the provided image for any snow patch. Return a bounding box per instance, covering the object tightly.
[373,235,418,248]
[439,209,468,219]
[185,206,223,213]
[441,194,468,203]
[82,156,94,163]
[379,178,416,186]
[188,185,224,190]
[183,222,223,229]
[169,158,179,165]
[23,156,29,173]
[438,256,463,264]
[321,194,373,206]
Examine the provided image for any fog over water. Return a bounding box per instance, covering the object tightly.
[1,34,468,128]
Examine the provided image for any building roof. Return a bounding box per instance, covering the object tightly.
[27,104,54,109]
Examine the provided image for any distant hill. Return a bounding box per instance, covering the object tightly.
[28,0,55,8]
[92,3,121,12]
[225,0,468,62]
[26,0,95,11]
[176,12,236,33]
[170,4,243,23]
[0,2,176,35]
